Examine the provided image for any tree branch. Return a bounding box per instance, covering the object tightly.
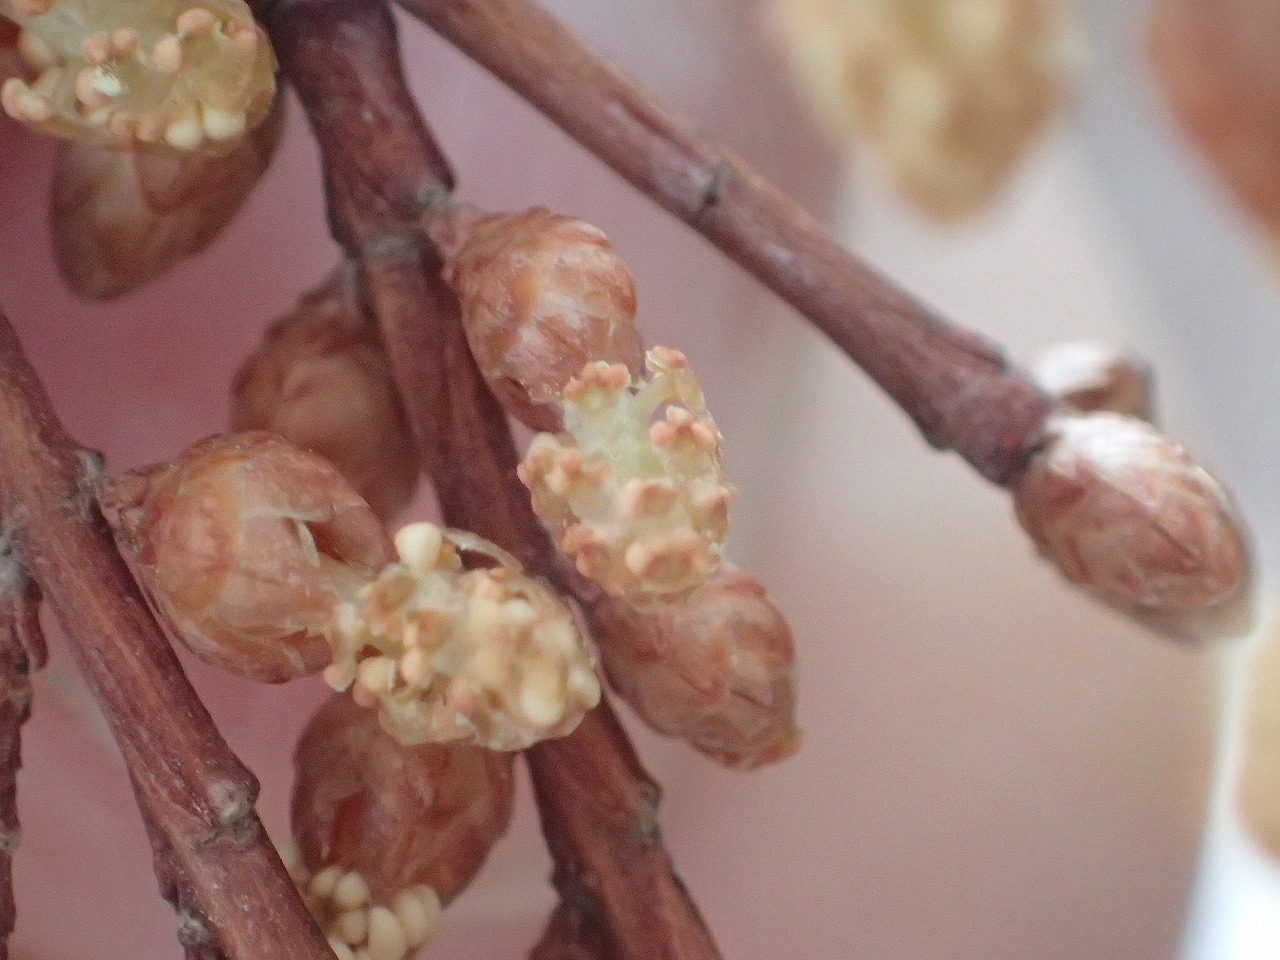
[0,310,332,960]
[392,0,1055,485]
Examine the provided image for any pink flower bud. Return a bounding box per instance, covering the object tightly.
[431,204,643,431]
[1239,625,1280,859]
[1030,340,1154,421]
[101,432,393,683]
[587,565,799,770]
[1014,413,1251,638]
[50,90,285,299]
[232,265,420,523]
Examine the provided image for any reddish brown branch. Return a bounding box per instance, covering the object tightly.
[393,0,1055,485]
[269,3,722,957]
[0,310,332,960]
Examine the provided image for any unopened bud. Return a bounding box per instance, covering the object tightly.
[588,565,799,770]
[291,693,514,948]
[100,432,392,683]
[1239,624,1280,859]
[519,349,733,606]
[232,265,420,523]
[1030,340,1154,420]
[1014,413,1251,638]
[49,90,284,299]
[431,204,643,431]
[326,522,601,751]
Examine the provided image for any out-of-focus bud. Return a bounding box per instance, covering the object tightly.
[1,0,276,151]
[766,0,1077,220]
[286,694,514,960]
[325,522,601,751]
[587,565,799,770]
[1149,0,1280,246]
[49,89,284,299]
[1239,624,1280,859]
[100,431,392,683]
[232,265,420,523]
[1013,413,1252,639]
[1030,340,1154,420]
[430,204,644,431]
[519,348,733,607]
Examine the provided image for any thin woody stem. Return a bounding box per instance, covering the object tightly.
[394,0,1056,485]
[0,310,332,960]
[268,3,722,956]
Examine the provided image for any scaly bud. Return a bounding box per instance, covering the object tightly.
[587,565,799,770]
[431,204,643,431]
[287,694,514,959]
[1013,413,1251,639]
[50,89,284,299]
[519,348,733,606]
[1238,624,1280,859]
[232,264,420,523]
[100,432,392,683]
[1030,340,1154,420]
[325,522,601,751]
[1,0,276,151]
[767,0,1077,220]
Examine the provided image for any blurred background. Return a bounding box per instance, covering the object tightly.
[1,0,1279,958]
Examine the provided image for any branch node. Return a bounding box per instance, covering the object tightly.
[203,781,260,847]
[688,157,730,222]
[0,830,20,856]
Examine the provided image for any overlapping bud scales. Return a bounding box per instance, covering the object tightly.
[325,522,601,751]
[768,0,1075,219]
[1030,340,1153,421]
[431,204,644,431]
[0,0,276,150]
[1013,413,1251,638]
[233,265,420,522]
[1238,624,1280,860]
[519,348,732,606]
[51,88,282,299]
[588,565,799,770]
[286,695,514,960]
[101,432,392,683]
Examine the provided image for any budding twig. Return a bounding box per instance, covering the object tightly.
[0,310,332,960]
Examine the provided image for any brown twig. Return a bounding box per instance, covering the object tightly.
[269,3,722,957]
[0,310,332,960]
[393,0,1056,485]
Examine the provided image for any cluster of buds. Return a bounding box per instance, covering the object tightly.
[767,0,1076,220]
[1029,340,1154,421]
[431,203,644,431]
[327,522,601,752]
[1149,0,1280,250]
[519,348,733,606]
[0,0,276,151]
[50,89,283,298]
[587,565,799,770]
[287,694,514,960]
[1238,624,1280,859]
[232,264,420,523]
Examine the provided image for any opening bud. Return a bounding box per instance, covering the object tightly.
[232,264,420,523]
[101,431,392,682]
[431,203,643,431]
[288,694,514,958]
[519,348,733,606]
[1013,413,1252,639]
[588,565,799,770]
[1030,340,1154,420]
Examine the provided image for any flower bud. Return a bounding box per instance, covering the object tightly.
[431,204,643,431]
[101,431,392,683]
[325,522,601,751]
[1239,624,1280,859]
[232,265,420,523]
[519,348,733,607]
[1013,413,1251,637]
[50,89,284,299]
[1030,340,1154,420]
[1,0,276,151]
[587,565,799,770]
[287,694,514,959]
[767,0,1076,220]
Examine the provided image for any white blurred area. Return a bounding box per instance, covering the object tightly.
[2,1,1280,959]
